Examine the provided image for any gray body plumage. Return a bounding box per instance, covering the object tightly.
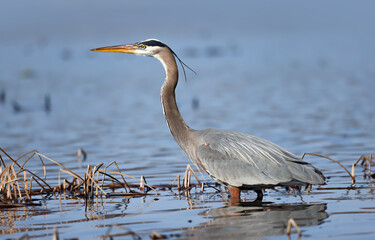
[191,128,325,189]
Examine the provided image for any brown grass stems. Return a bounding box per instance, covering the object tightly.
[2,147,375,206]
[302,152,375,187]
[351,154,375,185]
[169,164,204,194]
[102,161,133,192]
[302,152,355,184]
[0,148,159,206]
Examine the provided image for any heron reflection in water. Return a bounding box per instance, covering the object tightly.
[91,39,325,202]
[188,203,328,239]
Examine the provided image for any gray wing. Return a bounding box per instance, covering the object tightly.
[195,128,325,188]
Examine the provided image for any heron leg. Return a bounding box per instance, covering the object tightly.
[228,186,241,201]
[255,189,263,202]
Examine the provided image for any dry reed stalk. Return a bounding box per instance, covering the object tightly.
[302,152,355,184]
[92,163,103,196]
[188,170,192,189]
[89,166,95,196]
[0,165,25,202]
[99,170,160,195]
[17,151,46,180]
[352,154,375,185]
[360,154,375,165]
[4,167,14,200]
[0,154,5,167]
[18,171,31,201]
[58,168,81,191]
[95,165,102,196]
[186,164,202,185]
[5,149,47,182]
[23,171,28,192]
[71,178,85,193]
[83,174,88,197]
[181,164,202,191]
[286,218,302,237]
[0,148,21,167]
[68,177,77,192]
[35,152,82,181]
[183,167,189,189]
[29,176,33,194]
[102,161,133,192]
[0,163,16,200]
[178,174,181,191]
[0,148,53,192]
[64,179,67,191]
[169,174,180,189]
[85,168,108,197]
[31,177,48,194]
[0,165,9,190]
[98,173,126,190]
[25,169,52,191]
[140,176,148,193]
[95,172,99,197]
[369,162,372,186]
[84,165,91,197]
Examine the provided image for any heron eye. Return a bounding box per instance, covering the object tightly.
[140,45,146,49]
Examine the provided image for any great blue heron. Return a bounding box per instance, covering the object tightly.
[91,39,325,202]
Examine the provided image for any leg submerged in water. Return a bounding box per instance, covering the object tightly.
[255,189,263,202]
[228,186,264,202]
[228,186,241,201]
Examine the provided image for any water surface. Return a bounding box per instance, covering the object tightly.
[1,1,375,239]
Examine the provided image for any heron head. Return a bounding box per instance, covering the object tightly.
[91,39,167,57]
[91,39,196,80]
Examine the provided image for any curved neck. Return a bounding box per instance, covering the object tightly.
[156,50,194,150]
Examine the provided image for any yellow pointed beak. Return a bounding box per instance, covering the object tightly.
[90,44,137,53]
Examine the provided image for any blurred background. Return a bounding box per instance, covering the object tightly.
[1,1,375,239]
[1,0,375,174]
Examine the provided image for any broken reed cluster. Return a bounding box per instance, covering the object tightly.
[0,148,206,206]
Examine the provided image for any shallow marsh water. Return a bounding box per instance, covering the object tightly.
[1,1,375,239]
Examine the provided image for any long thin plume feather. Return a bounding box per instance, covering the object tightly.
[168,47,197,82]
